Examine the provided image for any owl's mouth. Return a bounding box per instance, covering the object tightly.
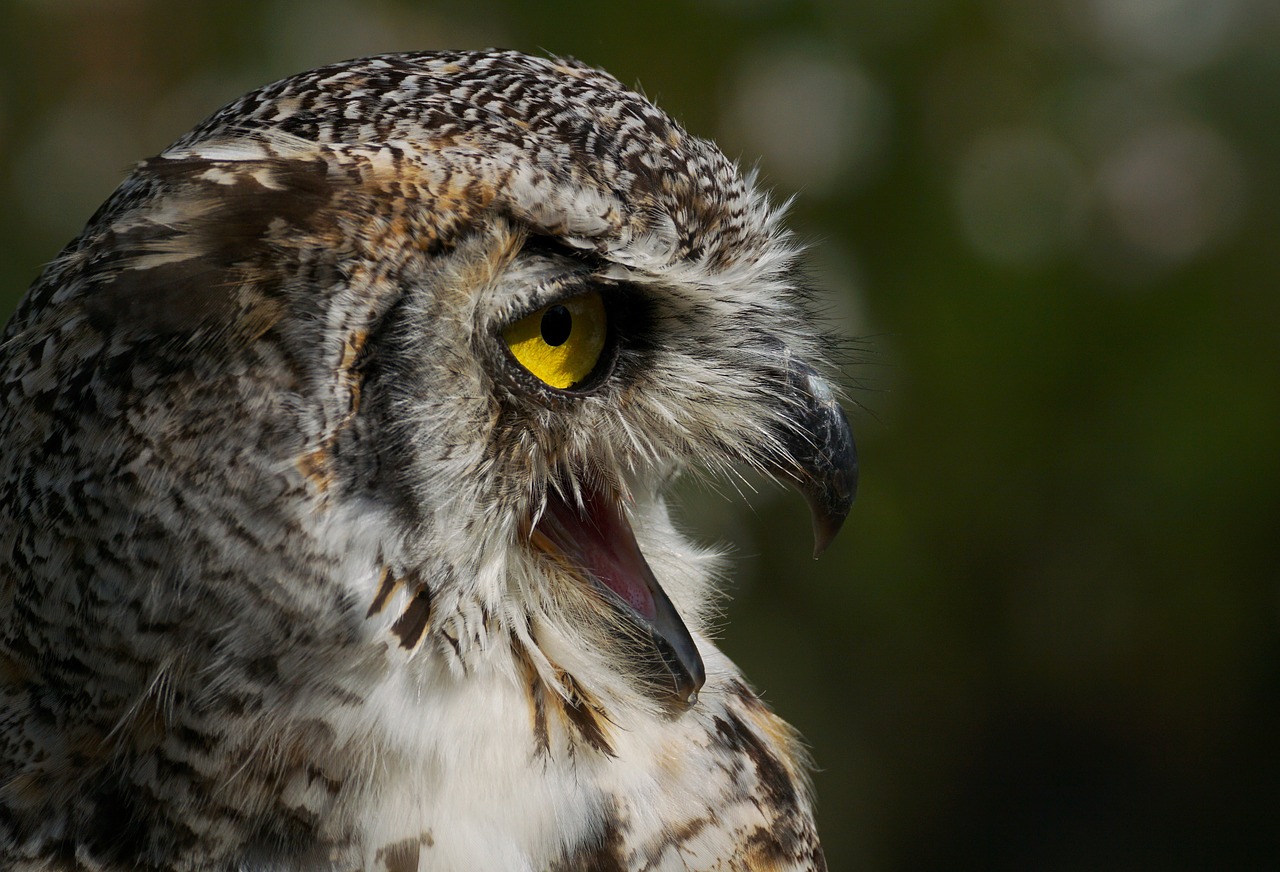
[522,361,857,711]
[529,480,706,707]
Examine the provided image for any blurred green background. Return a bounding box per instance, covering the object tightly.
[2,0,1278,868]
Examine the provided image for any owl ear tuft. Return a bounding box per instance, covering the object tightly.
[79,155,333,342]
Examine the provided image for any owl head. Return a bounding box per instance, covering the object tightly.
[0,51,854,863]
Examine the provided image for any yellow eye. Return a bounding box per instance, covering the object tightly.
[502,292,608,390]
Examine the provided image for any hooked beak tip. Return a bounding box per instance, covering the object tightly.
[769,359,859,558]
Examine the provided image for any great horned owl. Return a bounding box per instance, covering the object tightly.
[0,51,856,871]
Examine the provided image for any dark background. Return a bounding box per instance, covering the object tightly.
[2,1,1278,868]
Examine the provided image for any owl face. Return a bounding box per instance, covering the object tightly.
[0,50,854,870]
[348,213,854,707]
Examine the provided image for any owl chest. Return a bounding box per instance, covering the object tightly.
[333,652,622,872]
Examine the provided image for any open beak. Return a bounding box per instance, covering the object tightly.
[531,481,706,707]
[529,355,857,709]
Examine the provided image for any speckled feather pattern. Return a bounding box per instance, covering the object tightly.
[0,51,834,871]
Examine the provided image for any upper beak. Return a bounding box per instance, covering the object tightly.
[767,356,859,557]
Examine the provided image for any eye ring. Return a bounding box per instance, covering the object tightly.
[501,291,609,391]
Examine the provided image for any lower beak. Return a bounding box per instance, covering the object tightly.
[531,482,705,707]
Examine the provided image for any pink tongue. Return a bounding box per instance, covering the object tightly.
[539,484,658,621]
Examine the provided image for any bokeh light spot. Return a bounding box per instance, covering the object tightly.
[1084,0,1245,72]
[723,43,888,192]
[1097,121,1245,265]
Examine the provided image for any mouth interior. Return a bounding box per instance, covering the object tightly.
[532,479,658,622]
[528,473,706,706]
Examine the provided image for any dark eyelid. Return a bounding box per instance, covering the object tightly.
[501,282,593,333]
[520,234,606,268]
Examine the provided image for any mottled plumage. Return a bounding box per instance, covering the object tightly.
[0,50,856,871]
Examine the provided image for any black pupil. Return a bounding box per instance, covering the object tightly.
[540,305,572,347]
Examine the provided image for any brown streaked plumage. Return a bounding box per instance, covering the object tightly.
[0,50,856,870]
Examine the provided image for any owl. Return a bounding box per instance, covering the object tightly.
[0,51,856,871]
